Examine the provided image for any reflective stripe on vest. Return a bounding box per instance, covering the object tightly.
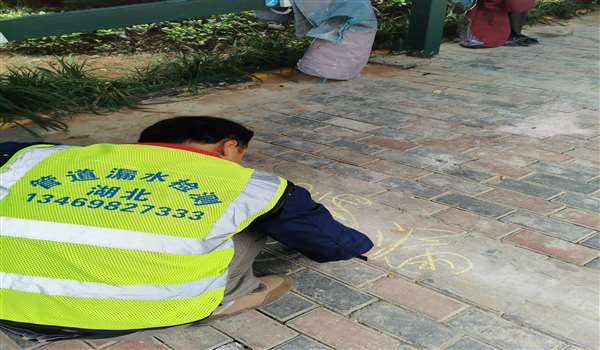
[0,144,71,200]
[0,217,230,254]
[0,268,228,300]
[0,144,287,330]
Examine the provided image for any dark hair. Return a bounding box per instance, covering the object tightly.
[138,116,254,147]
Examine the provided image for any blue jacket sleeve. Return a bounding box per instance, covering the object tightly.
[0,142,43,167]
[255,183,373,262]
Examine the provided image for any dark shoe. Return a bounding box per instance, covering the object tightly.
[519,34,539,45]
[505,34,539,46]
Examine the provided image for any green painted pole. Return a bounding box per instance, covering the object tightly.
[404,0,448,57]
[0,0,266,43]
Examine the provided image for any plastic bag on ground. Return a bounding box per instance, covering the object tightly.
[297,30,375,81]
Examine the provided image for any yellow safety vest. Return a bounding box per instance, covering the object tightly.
[0,143,287,330]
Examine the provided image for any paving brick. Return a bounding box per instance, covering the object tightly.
[416,138,475,152]
[501,211,594,242]
[324,162,388,182]
[525,173,600,194]
[40,340,94,350]
[363,159,430,179]
[364,137,418,151]
[446,308,562,350]
[275,116,328,130]
[466,148,536,167]
[528,161,598,181]
[348,108,418,127]
[502,134,578,153]
[506,229,598,265]
[553,193,600,213]
[0,331,41,350]
[105,339,169,350]
[254,123,288,142]
[329,139,384,155]
[551,207,600,229]
[444,166,496,182]
[0,331,20,350]
[215,342,248,350]
[378,147,474,172]
[272,336,332,350]
[495,178,562,199]
[418,173,491,195]
[466,159,534,178]
[372,190,449,216]
[274,150,332,168]
[478,188,564,215]
[580,233,600,249]
[584,257,600,270]
[258,292,316,322]
[379,178,446,199]
[263,113,294,124]
[272,137,328,153]
[253,251,303,276]
[294,257,385,287]
[313,125,367,140]
[250,140,293,157]
[314,147,375,166]
[156,326,231,350]
[559,345,587,350]
[213,342,244,350]
[291,270,376,314]
[243,151,277,169]
[283,129,338,145]
[368,277,466,321]
[445,337,496,350]
[369,126,421,141]
[323,117,379,132]
[211,310,297,350]
[566,147,600,163]
[353,302,455,349]
[433,208,519,239]
[435,193,513,218]
[568,158,600,175]
[85,339,118,349]
[289,308,410,350]
[508,146,573,163]
[295,111,337,121]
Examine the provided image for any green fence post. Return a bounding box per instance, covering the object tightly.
[404,0,448,57]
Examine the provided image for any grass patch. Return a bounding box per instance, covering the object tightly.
[528,0,580,23]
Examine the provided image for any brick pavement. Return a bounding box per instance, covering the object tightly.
[1,13,599,350]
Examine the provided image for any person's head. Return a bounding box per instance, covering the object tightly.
[138,116,254,163]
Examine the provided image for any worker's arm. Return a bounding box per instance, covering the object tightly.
[254,182,373,262]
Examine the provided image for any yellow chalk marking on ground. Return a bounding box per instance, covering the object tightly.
[295,183,473,275]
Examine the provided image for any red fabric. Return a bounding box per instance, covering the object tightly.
[469,0,536,48]
[469,3,510,48]
[135,142,223,158]
[506,0,535,12]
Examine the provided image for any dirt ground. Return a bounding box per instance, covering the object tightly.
[0,52,162,79]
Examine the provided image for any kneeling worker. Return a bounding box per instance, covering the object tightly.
[0,116,373,340]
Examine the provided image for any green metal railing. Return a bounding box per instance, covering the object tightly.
[0,0,447,57]
[0,0,265,42]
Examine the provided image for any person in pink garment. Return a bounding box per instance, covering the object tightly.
[462,0,539,48]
